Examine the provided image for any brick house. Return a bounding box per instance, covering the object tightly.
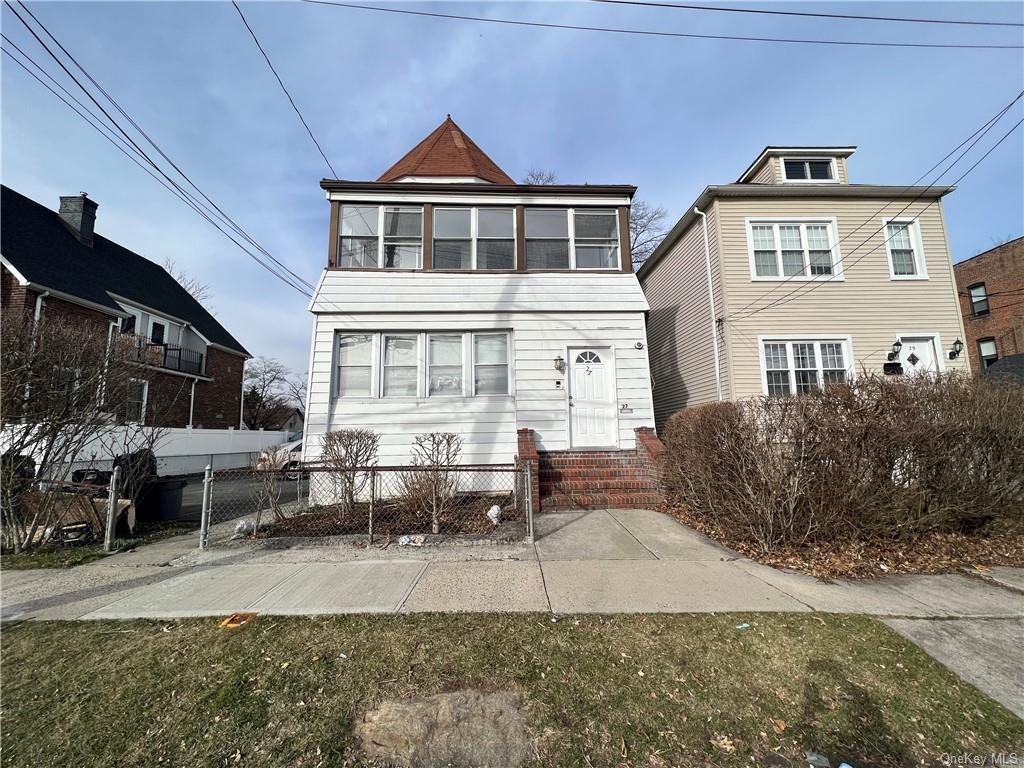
[953,236,1024,374]
[1,185,250,428]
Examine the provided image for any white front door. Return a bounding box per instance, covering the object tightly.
[568,347,616,448]
[899,336,939,374]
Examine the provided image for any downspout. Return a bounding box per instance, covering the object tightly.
[694,206,723,401]
[187,378,196,428]
[32,291,49,329]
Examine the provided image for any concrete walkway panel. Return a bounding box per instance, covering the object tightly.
[82,564,307,619]
[402,561,548,613]
[541,560,809,613]
[608,509,741,561]
[251,561,425,614]
[884,617,1024,719]
[987,567,1024,592]
[534,510,655,561]
[885,575,1024,617]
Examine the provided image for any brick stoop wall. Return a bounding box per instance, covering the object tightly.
[517,427,667,512]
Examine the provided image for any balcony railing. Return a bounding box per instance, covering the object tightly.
[125,334,204,376]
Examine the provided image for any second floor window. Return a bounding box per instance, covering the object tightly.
[340,205,423,269]
[433,207,515,270]
[968,283,989,316]
[885,221,926,279]
[525,208,619,270]
[750,221,837,279]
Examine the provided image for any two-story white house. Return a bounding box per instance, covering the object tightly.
[638,146,970,429]
[303,117,660,509]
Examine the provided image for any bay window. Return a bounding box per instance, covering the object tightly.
[749,220,839,279]
[339,205,422,269]
[762,338,850,397]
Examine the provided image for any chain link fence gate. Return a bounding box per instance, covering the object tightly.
[199,462,533,548]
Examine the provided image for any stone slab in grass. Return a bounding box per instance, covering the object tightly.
[541,559,809,613]
[401,560,548,613]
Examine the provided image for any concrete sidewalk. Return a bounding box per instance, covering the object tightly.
[2,508,1022,622]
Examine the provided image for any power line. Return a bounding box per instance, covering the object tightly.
[231,0,338,178]
[727,90,1024,320]
[6,1,315,297]
[299,0,1024,50]
[730,116,1024,321]
[587,0,1024,28]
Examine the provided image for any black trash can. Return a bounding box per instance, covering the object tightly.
[136,477,189,522]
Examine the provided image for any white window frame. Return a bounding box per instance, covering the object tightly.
[757,335,855,396]
[882,218,928,281]
[339,205,424,270]
[524,208,621,271]
[332,331,512,401]
[745,218,843,282]
[977,338,998,371]
[126,378,148,423]
[432,207,516,271]
[781,157,838,183]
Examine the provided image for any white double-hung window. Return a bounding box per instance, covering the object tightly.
[884,219,927,279]
[334,331,510,399]
[761,338,851,397]
[748,220,839,279]
[339,205,423,269]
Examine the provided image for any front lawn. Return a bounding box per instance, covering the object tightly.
[0,522,196,570]
[1,614,1020,767]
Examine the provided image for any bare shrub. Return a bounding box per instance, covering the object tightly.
[399,432,463,534]
[663,373,1024,553]
[320,429,379,518]
[250,446,291,531]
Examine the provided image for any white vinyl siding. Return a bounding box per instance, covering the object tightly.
[747,220,840,280]
[760,338,851,396]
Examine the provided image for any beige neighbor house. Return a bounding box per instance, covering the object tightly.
[637,146,970,429]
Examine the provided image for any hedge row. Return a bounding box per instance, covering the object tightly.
[662,374,1024,553]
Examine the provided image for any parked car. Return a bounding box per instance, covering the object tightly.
[256,439,303,480]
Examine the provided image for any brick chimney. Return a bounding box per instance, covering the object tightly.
[58,193,98,247]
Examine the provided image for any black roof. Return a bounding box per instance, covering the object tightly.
[1,185,248,356]
[987,353,1024,381]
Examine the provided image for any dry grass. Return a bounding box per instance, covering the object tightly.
[2,614,1022,767]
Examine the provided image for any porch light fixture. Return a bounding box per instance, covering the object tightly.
[553,354,565,373]
[886,339,903,361]
[949,338,964,360]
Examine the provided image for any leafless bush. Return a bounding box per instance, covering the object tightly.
[399,432,463,534]
[663,373,1024,553]
[319,429,379,518]
[250,446,290,530]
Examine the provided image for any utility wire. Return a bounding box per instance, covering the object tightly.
[730,117,1024,320]
[587,0,1024,28]
[6,0,315,296]
[727,90,1024,320]
[231,0,338,178]
[299,0,1024,50]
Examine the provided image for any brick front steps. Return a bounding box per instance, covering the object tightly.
[538,449,662,511]
[540,492,665,510]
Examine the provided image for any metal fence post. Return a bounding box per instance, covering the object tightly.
[199,464,213,550]
[368,469,376,545]
[103,465,121,552]
[525,463,534,542]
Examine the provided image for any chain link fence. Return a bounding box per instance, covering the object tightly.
[198,462,533,548]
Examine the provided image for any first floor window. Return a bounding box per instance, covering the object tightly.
[968,283,989,316]
[428,334,464,396]
[383,335,419,397]
[885,221,923,277]
[336,334,372,397]
[474,333,509,395]
[763,339,848,396]
[978,338,998,371]
[126,379,148,422]
[750,221,837,278]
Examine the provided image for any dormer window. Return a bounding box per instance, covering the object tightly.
[783,159,835,182]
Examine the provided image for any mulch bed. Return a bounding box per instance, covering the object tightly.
[665,504,1024,580]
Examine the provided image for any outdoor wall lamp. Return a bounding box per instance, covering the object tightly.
[949,338,964,360]
[886,339,903,361]
[553,354,565,373]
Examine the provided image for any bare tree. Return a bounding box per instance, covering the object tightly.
[163,258,212,306]
[522,168,558,185]
[320,429,379,519]
[400,432,463,534]
[286,373,308,412]
[242,356,293,430]
[630,199,669,269]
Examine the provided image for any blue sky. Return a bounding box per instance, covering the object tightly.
[3,1,1022,374]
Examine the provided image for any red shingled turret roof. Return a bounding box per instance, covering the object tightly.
[377,116,515,184]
